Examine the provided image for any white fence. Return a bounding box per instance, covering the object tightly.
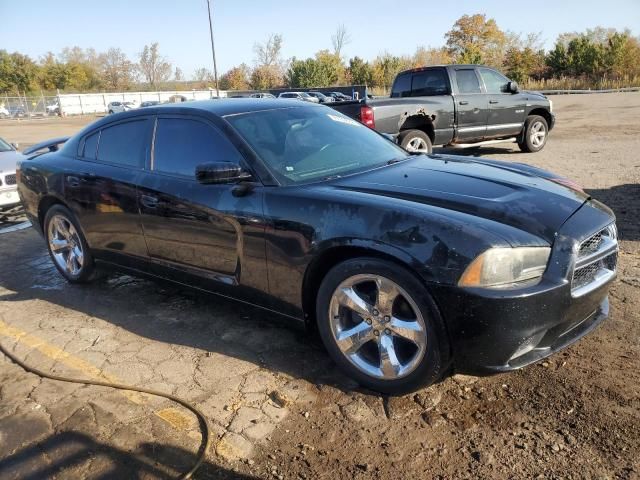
[1,89,228,118]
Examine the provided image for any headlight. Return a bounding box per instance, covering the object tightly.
[458,247,551,289]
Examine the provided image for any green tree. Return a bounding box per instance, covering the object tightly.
[347,56,373,85]
[504,47,546,83]
[371,53,408,91]
[286,50,343,88]
[445,14,507,67]
[0,51,39,93]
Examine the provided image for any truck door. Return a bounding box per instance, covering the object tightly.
[478,67,526,139]
[452,68,488,142]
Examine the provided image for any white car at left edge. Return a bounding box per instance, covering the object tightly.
[0,137,25,211]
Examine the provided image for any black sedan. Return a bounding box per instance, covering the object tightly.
[17,99,617,394]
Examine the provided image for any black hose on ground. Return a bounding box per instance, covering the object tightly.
[0,341,211,480]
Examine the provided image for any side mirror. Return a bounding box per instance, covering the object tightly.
[195,162,253,184]
[508,81,519,93]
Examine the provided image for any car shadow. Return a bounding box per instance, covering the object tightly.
[585,184,640,241]
[0,429,256,479]
[0,229,360,395]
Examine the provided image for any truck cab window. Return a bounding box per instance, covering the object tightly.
[390,74,411,98]
[455,70,481,94]
[479,68,510,94]
[411,70,448,96]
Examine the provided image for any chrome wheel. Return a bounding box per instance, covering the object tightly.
[47,214,84,276]
[405,137,429,152]
[328,274,427,380]
[530,121,547,148]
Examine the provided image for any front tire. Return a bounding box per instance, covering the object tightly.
[518,115,548,152]
[399,129,433,154]
[316,258,449,394]
[44,205,95,283]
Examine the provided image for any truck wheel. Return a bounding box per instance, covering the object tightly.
[518,115,548,153]
[399,130,433,154]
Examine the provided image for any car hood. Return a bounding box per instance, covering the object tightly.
[0,150,25,172]
[330,154,589,243]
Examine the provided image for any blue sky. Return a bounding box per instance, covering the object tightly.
[1,0,639,78]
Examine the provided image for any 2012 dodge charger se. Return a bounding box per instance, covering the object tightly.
[17,99,617,394]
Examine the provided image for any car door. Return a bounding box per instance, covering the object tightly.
[67,117,152,263]
[137,114,268,295]
[451,67,488,142]
[478,67,526,138]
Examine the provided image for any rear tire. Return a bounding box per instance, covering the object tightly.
[399,129,433,154]
[518,115,548,152]
[44,205,95,283]
[316,257,449,394]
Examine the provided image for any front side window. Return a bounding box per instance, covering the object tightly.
[390,74,411,98]
[226,106,408,185]
[455,69,481,94]
[479,68,510,94]
[411,70,449,96]
[97,119,149,168]
[153,117,243,178]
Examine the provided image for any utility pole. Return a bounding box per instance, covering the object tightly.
[206,0,220,97]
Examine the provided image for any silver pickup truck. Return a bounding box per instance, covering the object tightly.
[331,64,555,153]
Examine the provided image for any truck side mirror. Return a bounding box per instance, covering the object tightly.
[508,81,519,93]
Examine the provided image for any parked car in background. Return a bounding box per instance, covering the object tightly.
[0,105,10,118]
[0,137,25,211]
[8,106,27,118]
[17,99,616,394]
[307,91,334,103]
[46,102,60,115]
[278,92,319,103]
[331,64,554,153]
[107,101,138,114]
[327,91,352,102]
[250,93,276,99]
[140,100,161,108]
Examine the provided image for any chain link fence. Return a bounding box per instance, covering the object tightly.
[0,90,227,119]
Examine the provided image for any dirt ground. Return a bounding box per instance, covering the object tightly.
[0,93,639,479]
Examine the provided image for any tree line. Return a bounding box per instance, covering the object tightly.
[1,14,639,96]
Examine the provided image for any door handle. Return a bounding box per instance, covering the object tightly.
[67,176,80,187]
[140,194,159,208]
[459,100,469,105]
[489,100,499,104]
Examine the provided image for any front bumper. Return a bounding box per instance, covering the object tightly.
[430,199,615,375]
[0,189,20,209]
[548,112,556,131]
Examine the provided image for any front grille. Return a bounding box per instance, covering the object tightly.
[4,173,16,185]
[571,224,618,296]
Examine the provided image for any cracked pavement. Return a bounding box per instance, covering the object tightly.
[0,227,327,478]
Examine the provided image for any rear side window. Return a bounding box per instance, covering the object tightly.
[479,68,509,94]
[411,70,449,96]
[455,69,481,94]
[390,74,411,98]
[82,132,99,159]
[153,117,243,178]
[97,119,149,168]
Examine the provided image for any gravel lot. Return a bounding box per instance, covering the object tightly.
[0,93,638,479]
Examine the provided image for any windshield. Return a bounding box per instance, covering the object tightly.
[299,92,311,98]
[226,106,408,185]
[0,138,13,152]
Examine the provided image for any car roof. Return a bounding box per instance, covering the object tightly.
[101,98,318,123]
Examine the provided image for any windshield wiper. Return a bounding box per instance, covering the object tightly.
[386,157,408,165]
